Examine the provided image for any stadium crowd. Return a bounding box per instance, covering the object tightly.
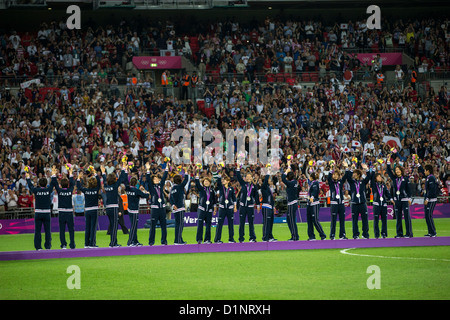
[1,16,450,84]
[0,15,450,216]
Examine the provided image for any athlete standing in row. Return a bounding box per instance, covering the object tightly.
[51,165,76,249]
[281,160,300,241]
[77,167,101,248]
[417,160,438,237]
[327,162,347,240]
[386,154,413,238]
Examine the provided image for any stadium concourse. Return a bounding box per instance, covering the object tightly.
[0,12,449,228]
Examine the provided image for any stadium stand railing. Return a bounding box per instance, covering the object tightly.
[2,197,449,220]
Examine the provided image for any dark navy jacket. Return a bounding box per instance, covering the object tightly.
[368,170,392,207]
[344,169,371,205]
[418,164,439,202]
[260,175,275,210]
[236,169,260,208]
[102,170,128,209]
[307,180,320,206]
[125,186,150,213]
[27,178,52,213]
[281,173,299,206]
[51,175,75,212]
[76,174,101,211]
[215,175,237,210]
[327,171,345,206]
[386,162,411,202]
[148,167,168,210]
[169,174,190,213]
[195,177,217,213]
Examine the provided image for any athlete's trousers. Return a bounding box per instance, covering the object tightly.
[330,204,346,239]
[373,205,388,238]
[306,204,326,240]
[261,207,274,241]
[214,208,235,242]
[85,209,98,247]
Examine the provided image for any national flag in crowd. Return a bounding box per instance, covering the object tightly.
[382,135,402,149]
[352,140,361,148]
[331,143,341,161]
[342,146,351,153]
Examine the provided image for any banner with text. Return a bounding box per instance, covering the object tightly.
[1,203,450,235]
[132,56,182,70]
[355,53,403,66]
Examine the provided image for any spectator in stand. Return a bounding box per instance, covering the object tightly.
[6,189,18,212]
[18,189,33,208]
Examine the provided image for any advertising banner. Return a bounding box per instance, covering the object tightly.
[1,203,450,235]
[132,56,182,69]
[355,52,403,66]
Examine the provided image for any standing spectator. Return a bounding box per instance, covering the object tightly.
[284,52,293,73]
[0,189,7,214]
[73,189,85,217]
[6,189,18,212]
[394,65,405,88]
[18,189,33,208]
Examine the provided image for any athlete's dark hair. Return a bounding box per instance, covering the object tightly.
[173,174,182,185]
[130,177,138,186]
[394,165,404,176]
[106,173,117,186]
[374,173,384,181]
[287,171,295,181]
[60,178,69,188]
[152,173,162,181]
[87,177,97,189]
[38,178,47,188]
[310,172,319,181]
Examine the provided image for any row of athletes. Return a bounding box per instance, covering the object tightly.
[26,155,438,250]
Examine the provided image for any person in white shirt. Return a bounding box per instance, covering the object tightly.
[114,108,124,124]
[113,98,123,109]
[144,138,155,150]
[162,141,173,159]
[6,190,18,210]
[2,135,12,148]
[394,65,405,88]
[131,32,140,52]
[305,21,314,40]
[27,42,38,56]
[115,138,125,150]
[256,101,264,114]
[21,146,32,163]
[284,53,293,73]
[31,116,41,129]
[16,173,28,191]
[105,162,116,175]
[9,32,21,50]
[122,113,131,127]
[130,140,141,157]
[104,110,112,126]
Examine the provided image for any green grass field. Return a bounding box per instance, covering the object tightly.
[1,218,449,300]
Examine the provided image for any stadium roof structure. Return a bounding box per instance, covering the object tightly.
[3,0,449,10]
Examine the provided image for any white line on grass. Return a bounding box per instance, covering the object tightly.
[340,248,450,262]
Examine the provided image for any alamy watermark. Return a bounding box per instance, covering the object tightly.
[65,4,380,36]
[366,265,381,289]
[66,265,81,289]
[169,122,281,173]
